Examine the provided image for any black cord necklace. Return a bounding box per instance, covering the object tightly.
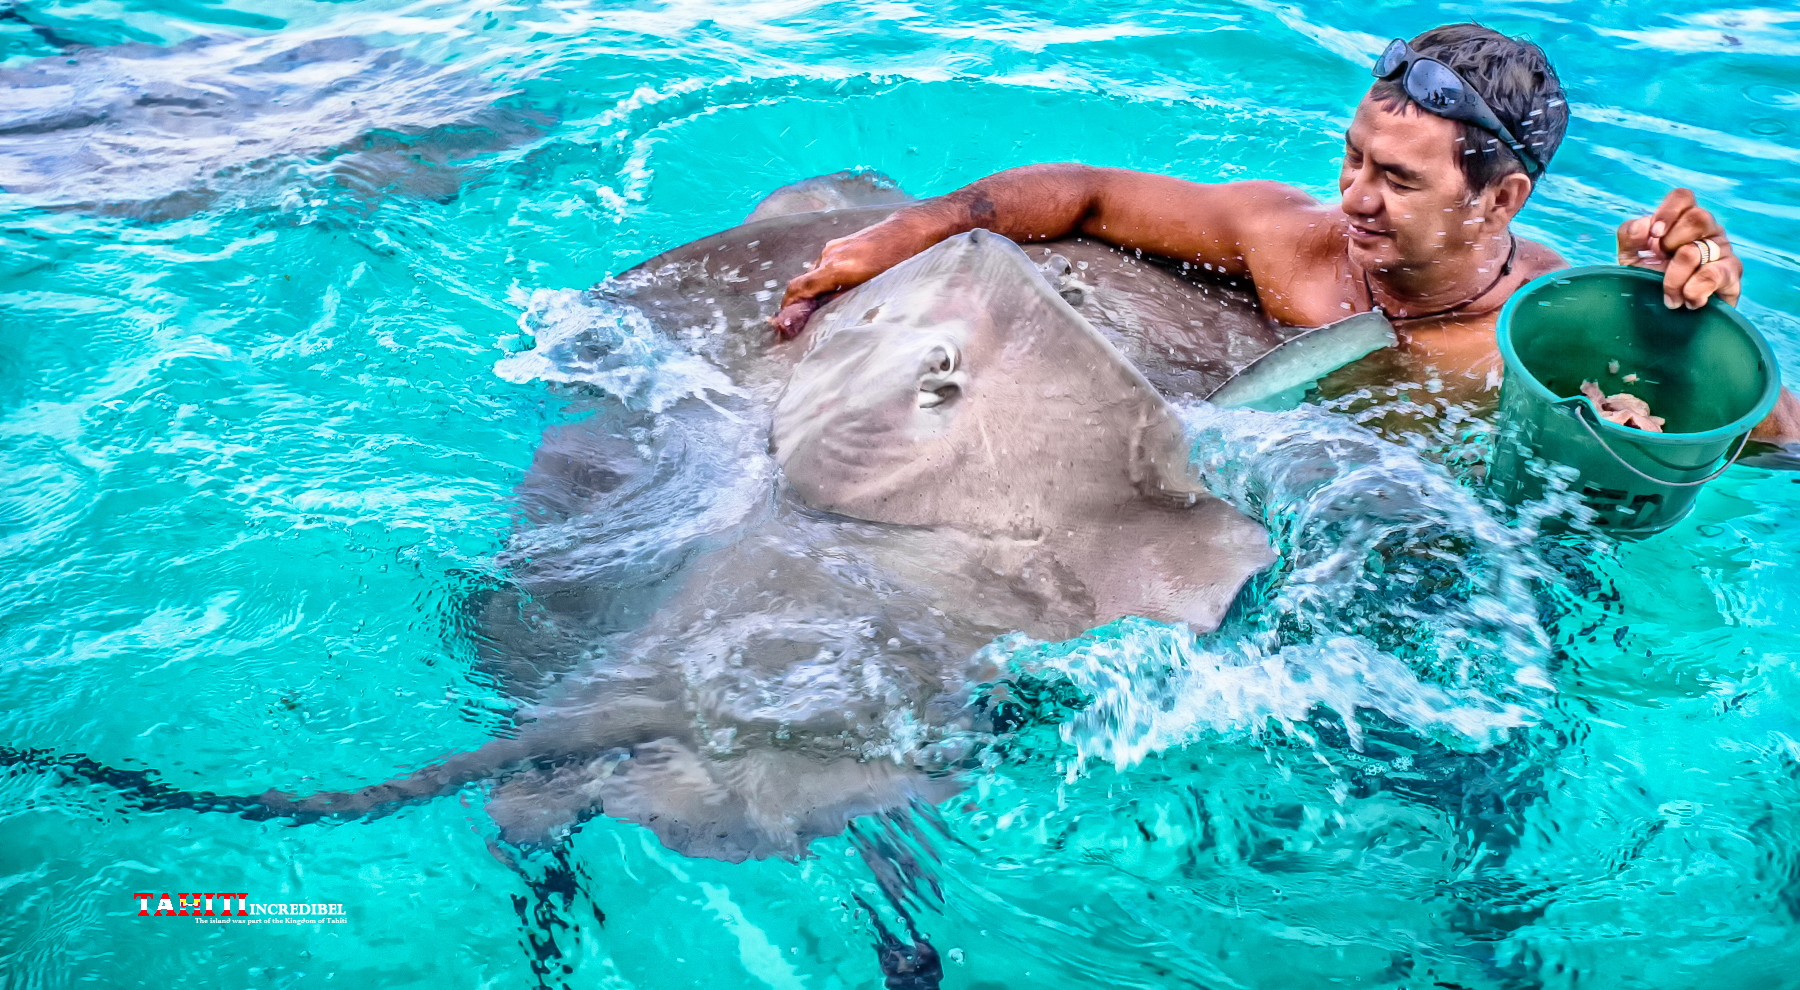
[1362,233,1518,322]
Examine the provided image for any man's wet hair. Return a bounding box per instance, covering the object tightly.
[1370,23,1568,194]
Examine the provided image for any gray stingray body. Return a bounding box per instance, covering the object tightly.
[0,32,545,219]
[279,175,1300,863]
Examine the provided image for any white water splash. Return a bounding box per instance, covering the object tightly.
[1012,402,1559,775]
[1184,402,1555,683]
[495,287,742,413]
[1026,626,1538,775]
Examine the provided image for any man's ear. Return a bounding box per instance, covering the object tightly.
[1483,171,1535,226]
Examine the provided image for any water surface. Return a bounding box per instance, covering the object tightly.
[3,1,1798,987]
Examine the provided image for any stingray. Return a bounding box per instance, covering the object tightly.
[1,174,1385,855]
[263,229,1280,866]
[387,176,1401,861]
[0,25,547,220]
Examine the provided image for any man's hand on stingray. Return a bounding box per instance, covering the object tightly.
[770,230,889,338]
[770,295,824,340]
[1616,187,1744,311]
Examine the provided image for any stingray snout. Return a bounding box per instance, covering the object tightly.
[915,342,965,409]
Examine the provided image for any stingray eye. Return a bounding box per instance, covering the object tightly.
[916,343,965,409]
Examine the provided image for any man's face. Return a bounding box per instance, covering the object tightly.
[1337,92,1487,274]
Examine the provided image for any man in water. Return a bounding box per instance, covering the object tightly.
[771,23,1799,442]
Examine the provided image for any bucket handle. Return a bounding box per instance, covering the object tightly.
[1567,402,1751,488]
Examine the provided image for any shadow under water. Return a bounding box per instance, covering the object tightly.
[0,22,549,219]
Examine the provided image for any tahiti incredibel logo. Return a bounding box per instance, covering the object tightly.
[137,893,248,916]
[134,892,346,920]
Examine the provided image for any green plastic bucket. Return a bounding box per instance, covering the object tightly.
[1487,265,1781,534]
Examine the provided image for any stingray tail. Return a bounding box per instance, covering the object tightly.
[1,746,297,822]
[1,735,534,825]
[261,735,536,819]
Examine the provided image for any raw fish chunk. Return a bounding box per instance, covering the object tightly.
[1580,380,1665,432]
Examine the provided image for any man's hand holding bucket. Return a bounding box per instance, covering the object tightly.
[1617,188,1799,444]
[1616,187,1744,311]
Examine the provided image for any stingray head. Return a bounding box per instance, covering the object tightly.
[772,230,1202,533]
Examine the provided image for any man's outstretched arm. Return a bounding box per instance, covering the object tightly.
[770,164,1314,337]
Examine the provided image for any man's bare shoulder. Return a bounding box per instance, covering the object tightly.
[1517,236,1569,278]
[1189,180,1339,258]
[1076,173,1327,277]
[1236,193,1348,255]
[1224,181,1330,223]
[1227,198,1357,326]
[1086,172,1323,223]
[1093,170,1319,208]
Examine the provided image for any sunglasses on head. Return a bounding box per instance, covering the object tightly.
[1373,38,1545,178]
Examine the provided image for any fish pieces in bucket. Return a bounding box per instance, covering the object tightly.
[1580,380,1665,432]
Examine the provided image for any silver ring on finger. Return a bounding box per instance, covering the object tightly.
[1695,237,1720,266]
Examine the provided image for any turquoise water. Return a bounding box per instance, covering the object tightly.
[3,1,1800,987]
